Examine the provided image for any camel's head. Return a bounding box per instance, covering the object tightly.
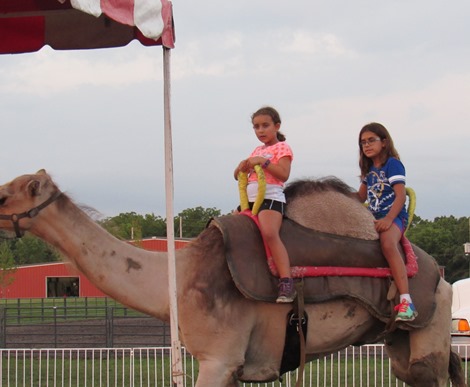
[0,169,61,236]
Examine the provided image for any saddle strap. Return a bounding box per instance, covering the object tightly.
[294,281,306,387]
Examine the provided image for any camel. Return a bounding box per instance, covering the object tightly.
[0,170,465,387]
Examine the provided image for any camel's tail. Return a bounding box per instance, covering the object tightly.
[449,349,467,387]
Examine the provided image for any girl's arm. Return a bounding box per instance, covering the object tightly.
[357,182,367,202]
[268,156,291,182]
[246,155,292,182]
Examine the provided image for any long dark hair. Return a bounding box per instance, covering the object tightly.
[251,106,286,141]
[358,122,400,177]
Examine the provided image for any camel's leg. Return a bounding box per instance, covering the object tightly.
[195,359,241,387]
[386,278,453,387]
[408,278,452,387]
[384,329,411,382]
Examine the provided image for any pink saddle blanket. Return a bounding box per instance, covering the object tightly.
[209,214,441,329]
[240,209,418,278]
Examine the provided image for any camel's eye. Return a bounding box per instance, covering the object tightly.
[0,197,6,206]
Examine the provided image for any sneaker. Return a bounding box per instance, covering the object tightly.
[276,278,297,303]
[394,299,418,322]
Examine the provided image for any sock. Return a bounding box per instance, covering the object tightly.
[400,294,412,304]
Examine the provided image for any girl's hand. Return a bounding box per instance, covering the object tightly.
[373,183,406,232]
[246,156,265,168]
[234,159,251,179]
[374,217,393,233]
[240,159,252,172]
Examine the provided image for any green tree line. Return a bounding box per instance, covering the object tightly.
[98,206,222,240]
[406,215,470,283]
[0,209,469,285]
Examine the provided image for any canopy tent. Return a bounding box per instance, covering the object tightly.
[0,0,175,53]
[0,1,182,384]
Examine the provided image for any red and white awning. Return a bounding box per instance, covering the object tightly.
[0,0,175,54]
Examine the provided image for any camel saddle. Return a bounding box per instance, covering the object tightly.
[210,214,441,329]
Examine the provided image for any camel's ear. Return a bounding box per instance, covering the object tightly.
[27,180,42,197]
[36,169,47,175]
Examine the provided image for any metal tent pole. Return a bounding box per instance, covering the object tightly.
[163,46,184,387]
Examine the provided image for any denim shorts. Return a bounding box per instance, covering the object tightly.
[392,216,407,234]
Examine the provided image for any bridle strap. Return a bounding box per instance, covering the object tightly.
[0,191,63,238]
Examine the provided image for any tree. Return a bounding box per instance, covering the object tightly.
[0,241,17,295]
[99,212,144,240]
[174,207,221,238]
[11,234,61,265]
[99,207,221,240]
[141,213,167,237]
[407,216,470,283]
[99,212,166,240]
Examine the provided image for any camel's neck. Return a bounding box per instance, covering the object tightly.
[31,197,170,320]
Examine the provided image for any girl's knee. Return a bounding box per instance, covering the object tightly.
[380,238,401,258]
[262,231,281,244]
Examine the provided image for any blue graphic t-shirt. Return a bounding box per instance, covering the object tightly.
[362,157,408,222]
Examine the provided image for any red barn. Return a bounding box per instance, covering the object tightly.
[0,238,190,299]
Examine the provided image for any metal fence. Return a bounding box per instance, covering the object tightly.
[1,345,469,386]
[0,303,170,348]
[0,299,469,386]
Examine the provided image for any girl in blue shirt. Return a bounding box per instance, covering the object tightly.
[356,122,417,322]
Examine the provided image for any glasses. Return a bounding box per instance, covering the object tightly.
[360,137,382,147]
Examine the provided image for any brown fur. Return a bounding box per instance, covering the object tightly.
[284,176,357,198]
[285,177,378,239]
[182,226,239,312]
[449,350,468,387]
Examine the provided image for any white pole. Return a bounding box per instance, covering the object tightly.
[163,46,184,386]
[179,216,182,239]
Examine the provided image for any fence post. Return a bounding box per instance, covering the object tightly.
[0,306,6,347]
[53,306,57,348]
[16,298,20,325]
[106,307,114,347]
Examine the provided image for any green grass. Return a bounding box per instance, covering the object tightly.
[1,349,194,386]
[3,348,470,386]
[1,350,412,386]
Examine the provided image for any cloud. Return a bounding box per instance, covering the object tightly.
[1,0,469,221]
[2,45,162,96]
[279,30,355,58]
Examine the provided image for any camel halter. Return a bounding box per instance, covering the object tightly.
[0,191,62,238]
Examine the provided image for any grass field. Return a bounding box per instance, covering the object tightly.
[0,347,414,386]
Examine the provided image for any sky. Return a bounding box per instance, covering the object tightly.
[1,1,469,222]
